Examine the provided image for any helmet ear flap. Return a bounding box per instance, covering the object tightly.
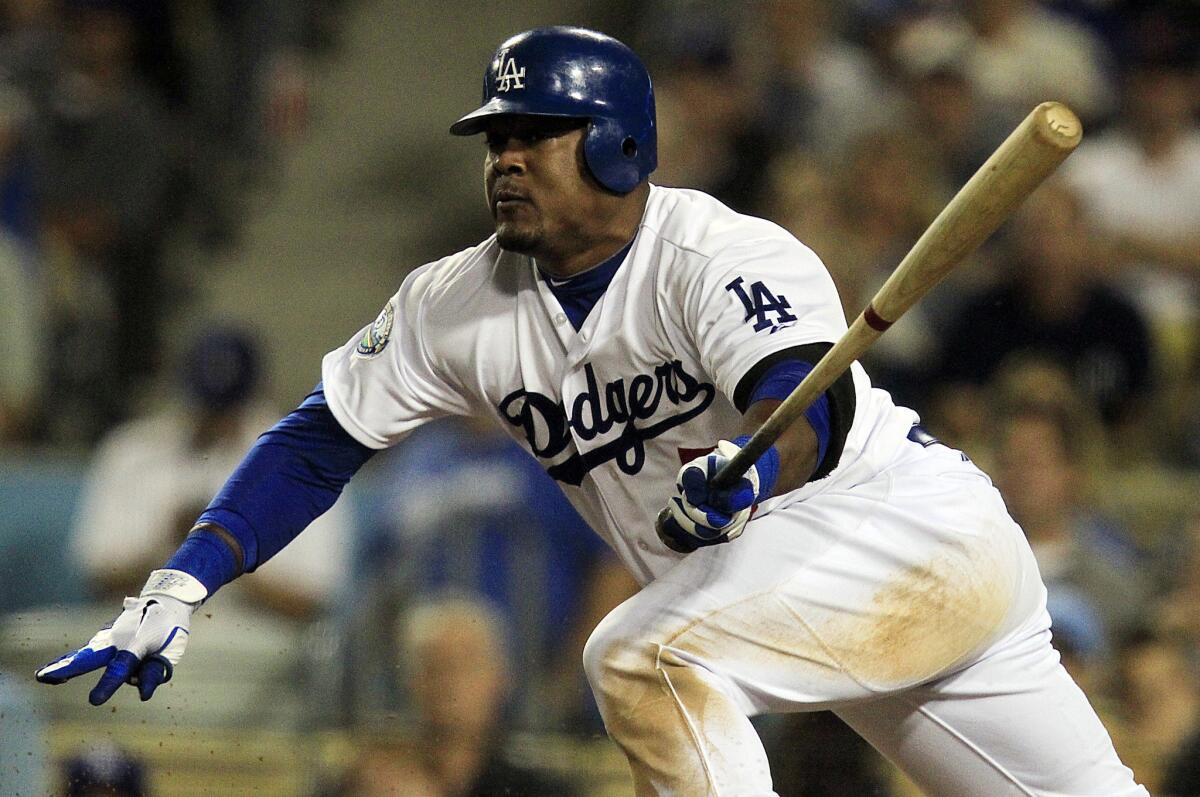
[584,116,651,194]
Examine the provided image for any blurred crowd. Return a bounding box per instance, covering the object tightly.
[2,0,1200,795]
[0,0,331,448]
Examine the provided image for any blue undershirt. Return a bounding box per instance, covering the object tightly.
[538,237,635,331]
[747,360,832,468]
[165,383,375,595]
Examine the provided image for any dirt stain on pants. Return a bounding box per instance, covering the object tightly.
[587,537,1015,796]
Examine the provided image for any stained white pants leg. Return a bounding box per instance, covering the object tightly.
[584,440,1146,796]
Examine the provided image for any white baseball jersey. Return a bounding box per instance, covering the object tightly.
[322,184,917,584]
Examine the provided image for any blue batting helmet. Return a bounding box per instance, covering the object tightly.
[449,26,657,194]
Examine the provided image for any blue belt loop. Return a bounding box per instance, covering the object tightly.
[907,424,940,448]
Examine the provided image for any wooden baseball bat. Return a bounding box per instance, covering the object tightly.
[710,101,1082,490]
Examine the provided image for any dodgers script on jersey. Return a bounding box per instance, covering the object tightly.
[322,185,917,583]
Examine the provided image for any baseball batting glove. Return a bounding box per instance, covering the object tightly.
[35,570,206,705]
[658,438,779,554]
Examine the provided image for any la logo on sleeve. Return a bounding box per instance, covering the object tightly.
[725,276,798,334]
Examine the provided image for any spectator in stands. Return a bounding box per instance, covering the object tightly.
[1062,4,1200,287]
[0,83,43,442]
[752,0,904,158]
[1110,628,1200,795]
[60,743,146,797]
[351,416,638,733]
[760,147,843,275]
[990,363,1149,649]
[69,326,352,620]
[1151,512,1200,649]
[173,0,314,248]
[189,0,312,168]
[823,126,951,409]
[0,0,65,112]
[636,7,775,212]
[930,181,1154,438]
[888,27,1008,189]
[1045,585,1111,698]
[891,0,1114,130]
[1062,18,1200,446]
[27,0,177,421]
[332,595,580,797]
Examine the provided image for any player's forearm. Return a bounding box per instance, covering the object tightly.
[163,383,375,596]
[737,398,819,496]
[733,356,840,498]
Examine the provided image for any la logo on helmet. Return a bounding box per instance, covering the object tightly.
[496,51,525,92]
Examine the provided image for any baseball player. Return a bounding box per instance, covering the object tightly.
[38,26,1147,796]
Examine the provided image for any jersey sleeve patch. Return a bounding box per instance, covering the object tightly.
[724,276,798,335]
[355,301,395,357]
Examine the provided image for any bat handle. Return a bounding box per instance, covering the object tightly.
[654,506,672,536]
[709,432,770,490]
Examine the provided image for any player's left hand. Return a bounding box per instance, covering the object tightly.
[35,570,204,705]
[659,439,775,553]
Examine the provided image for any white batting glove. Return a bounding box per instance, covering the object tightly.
[36,570,206,705]
[659,440,764,553]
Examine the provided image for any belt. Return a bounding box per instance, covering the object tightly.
[907,424,940,448]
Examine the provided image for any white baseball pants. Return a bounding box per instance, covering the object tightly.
[583,438,1148,796]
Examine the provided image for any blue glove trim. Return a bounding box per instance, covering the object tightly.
[170,382,374,591]
[90,650,140,705]
[35,645,116,685]
[747,360,831,468]
[137,656,171,701]
[732,435,780,500]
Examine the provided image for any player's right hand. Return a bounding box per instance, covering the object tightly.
[35,570,206,705]
[659,440,763,553]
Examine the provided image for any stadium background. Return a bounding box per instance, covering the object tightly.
[1,0,1199,794]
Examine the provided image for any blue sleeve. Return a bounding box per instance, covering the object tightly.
[747,360,831,467]
[165,382,376,595]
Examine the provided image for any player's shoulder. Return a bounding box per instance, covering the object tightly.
[403,237,501,292]
[395,236,521,313]
[642,185,811,260]
[639,185,823,284]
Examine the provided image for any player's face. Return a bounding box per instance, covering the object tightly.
[482,115,602,261]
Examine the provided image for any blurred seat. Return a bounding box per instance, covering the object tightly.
[48,719,310,797]
[0,452,88,612]
[1094,466,1200,547]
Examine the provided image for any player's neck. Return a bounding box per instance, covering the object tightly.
[538,183,648,278]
